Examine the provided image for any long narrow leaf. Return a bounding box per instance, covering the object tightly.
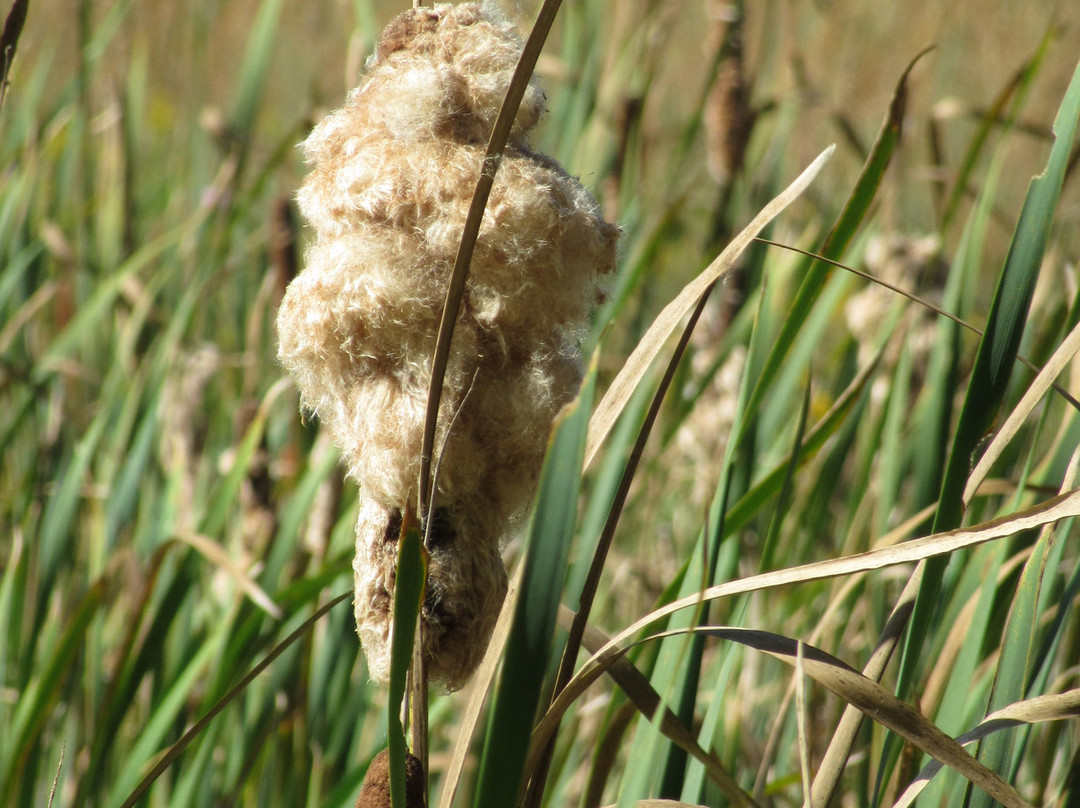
[900,61,1080,803]
[471,366,595,808]
[893,689,1080,808]
[740,50,927,424]
[585,145,835,469]
[543,487,1080,753]
[388,517,426,808]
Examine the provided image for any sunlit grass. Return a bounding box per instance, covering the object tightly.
[1,1,1079,807]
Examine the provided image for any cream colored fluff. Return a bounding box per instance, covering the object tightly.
[277,2,618,690]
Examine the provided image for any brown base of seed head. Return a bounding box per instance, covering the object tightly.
[354,748,426,808]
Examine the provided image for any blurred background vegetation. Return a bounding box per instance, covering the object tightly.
[1,0,1079,806]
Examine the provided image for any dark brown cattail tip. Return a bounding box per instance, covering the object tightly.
[374,8,441,62]
[354,748,426,808]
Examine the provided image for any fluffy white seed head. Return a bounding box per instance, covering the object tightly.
[277,2,618,689]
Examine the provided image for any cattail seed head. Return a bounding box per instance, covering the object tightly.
[277,2,618,690]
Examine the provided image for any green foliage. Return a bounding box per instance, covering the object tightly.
[474,365,594,808]
[388,520,425,808]
[2,1,1079,807]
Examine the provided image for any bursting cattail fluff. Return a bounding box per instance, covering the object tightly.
[277,2,618,690]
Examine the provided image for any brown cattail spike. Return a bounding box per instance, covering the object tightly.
[354,749,425,808]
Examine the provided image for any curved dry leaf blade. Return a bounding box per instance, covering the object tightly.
[910,65,1080,763]
[584,144,836,469]
[892,688,1080,808]
[964,315,1080,504]
[687,629,1031,808]
[556,489,1080,807]
[547,620,1035,808]
[795,643,813,805]
[591,487,1080,665]
[174,532,281,618]
[978,687,1080,728]
[756,505,934,802]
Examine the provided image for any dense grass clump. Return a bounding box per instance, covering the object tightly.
[1,1,1079,807]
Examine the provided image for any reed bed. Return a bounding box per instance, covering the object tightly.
[1,1,1079,807]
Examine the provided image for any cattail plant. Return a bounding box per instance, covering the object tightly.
[276,2,618,691]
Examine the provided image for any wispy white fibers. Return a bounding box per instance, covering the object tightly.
[277,3,617,690]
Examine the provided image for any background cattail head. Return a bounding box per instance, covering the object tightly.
[276,1,618,689]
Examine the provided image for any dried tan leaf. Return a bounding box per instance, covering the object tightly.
[755,503,935,800]
[684,629,1033,808]
[891,688,1080,808]
[174,532,281,619]
[980,687,1080,725]
[964,315,1080,505]
[549,489,1080,748]
[557,624,1033,808]
[539,488,1080,806]
[599,486,1080,661]
[794,643,812,808]
[584,145,836,469]
[813,456,1078,807]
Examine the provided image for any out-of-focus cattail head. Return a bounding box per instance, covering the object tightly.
[704,0,756,186]
[276,2,618,690]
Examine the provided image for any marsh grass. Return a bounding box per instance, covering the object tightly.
[2,1,1080,807]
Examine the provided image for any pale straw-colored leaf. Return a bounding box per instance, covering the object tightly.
[691,629,1033,808]
[755,504,936,799]
[815,452,1079,806]
[891,688,1080,808]
[558,624,1032,808]
[979,687,1080,726]
[536,487,1080,805]
[964,315,1080,505]
[591,486,1080,667]
[549,490,1080,737]
[795,643,812,808]
[584,145,836,470]
[174,531,281,619]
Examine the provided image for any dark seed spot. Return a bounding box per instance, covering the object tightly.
[383,509,403,543]
[426,506,456,549]
[422,590,456,635]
